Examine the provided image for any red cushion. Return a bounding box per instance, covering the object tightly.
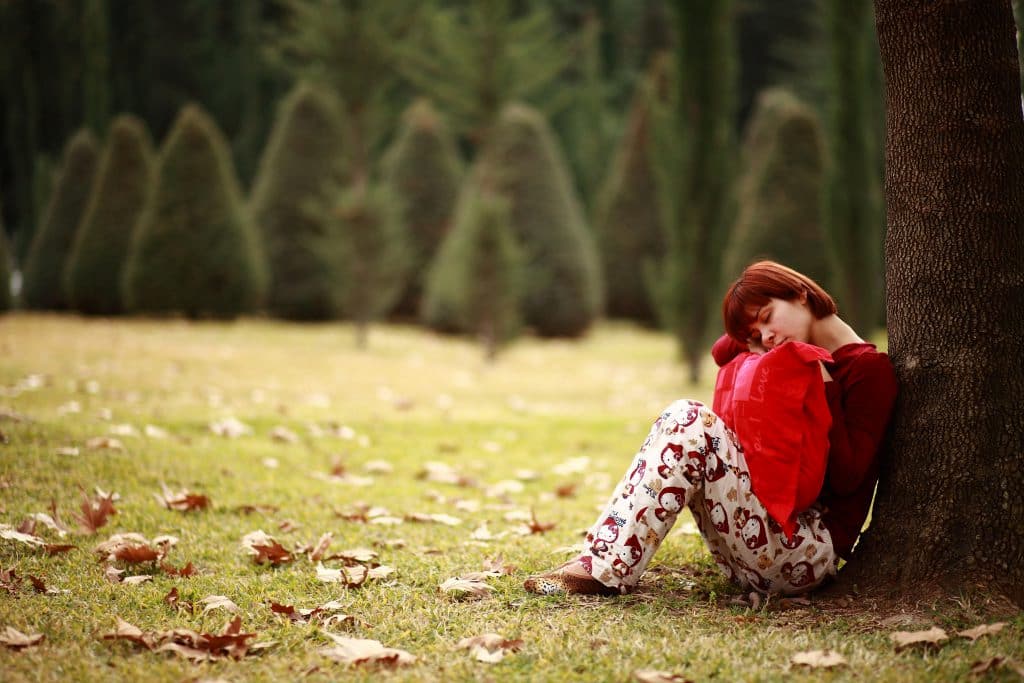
[712,342,832,537]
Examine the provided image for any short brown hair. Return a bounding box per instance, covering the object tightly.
[722,261,837,342]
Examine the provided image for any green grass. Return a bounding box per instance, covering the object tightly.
[0,314,1020,682]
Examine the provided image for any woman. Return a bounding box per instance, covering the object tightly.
[524,261,897,596]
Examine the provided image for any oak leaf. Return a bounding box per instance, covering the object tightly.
[74,489,119,534]
[791,649,847,668]
[456,633,523,663]
[156,483,210,512]
[957,622,1006,641]
[319,632,416,667]
[439,577,494,600]
[1,626,43,650]
[890,626,949,651]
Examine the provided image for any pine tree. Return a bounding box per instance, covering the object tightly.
[122,104,266,318]
[423,190,523,361]
[723,88,830,282]
[334,184,410,348]
[392,0,570,148]
[249,82,347,320]
[649,0,737,383]
[822,0,885,332]
[472,103,602,338]
[0,202,11,312]
[65,114,154,315]
[381,99,463,319]
[22,129,100,310]
[594,55,670,324]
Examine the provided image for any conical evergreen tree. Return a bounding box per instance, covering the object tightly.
[65,114,154,315]
[249,82,347,320]
[334,183,410,348]
[0,202,11,312]
[123,104,266,318]
[22,129,100,310]
[471,103,602,338]
[594,56,670,325]
[381,99,463,319]
[723,88,830,283]
[422,190,523,360]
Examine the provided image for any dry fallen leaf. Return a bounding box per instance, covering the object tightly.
[416,462,477,487]
[439,577,494,600]
[74,489,119,534]
[241,530,294,567]
[957,622,1007,641]
[337,547,378,564]
[0,524,46,547]
[156,483,210,512]
[101,615,261,661]
[121,575,154,586]
[316,563,370,587]
[405,512,462,526]
[1,626,44,650]
[160,561,195,577]
[526,508,557,535]
[791,649,847,668]
[270,426,299,443]
[200,595,241,615]
[209,417,252,438]
[319,632,416,667]
[632,670,692,683]
[890,626,949,651]
[456,633,523,663]
[309,532,333,562]
[85,436,125,451]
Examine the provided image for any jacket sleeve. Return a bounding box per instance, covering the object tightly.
[824,353,898,495]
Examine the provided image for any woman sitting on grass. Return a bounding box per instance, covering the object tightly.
[525,261,897,597]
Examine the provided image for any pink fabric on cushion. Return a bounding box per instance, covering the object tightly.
[712,342,833,537]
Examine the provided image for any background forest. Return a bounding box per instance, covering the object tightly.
[0,0,886,379]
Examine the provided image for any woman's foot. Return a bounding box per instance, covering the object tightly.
[523,561,619,596]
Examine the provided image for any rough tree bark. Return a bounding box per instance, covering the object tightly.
[846,0,1024,606]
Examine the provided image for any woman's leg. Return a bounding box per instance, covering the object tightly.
[526,400,837,596]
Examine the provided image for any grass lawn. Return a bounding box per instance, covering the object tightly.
[0,314,1020,682]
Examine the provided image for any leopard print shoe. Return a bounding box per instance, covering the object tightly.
[523,570,618,596]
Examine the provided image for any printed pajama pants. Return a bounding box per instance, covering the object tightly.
[579,399,837,596]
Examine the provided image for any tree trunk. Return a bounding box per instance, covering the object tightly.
[846,0,1024,606]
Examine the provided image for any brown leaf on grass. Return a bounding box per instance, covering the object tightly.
[526,508,557,535]
[791,649,847,668]
[103,566,124,583]
[101,618,154,649]
[44,543,76,555]
[270,599,355,626]
[113,544,161,564]
[890,626,949,651]
[201,595,241,615]
[74,489,118,534]
[85,436,125,451]
[554,483,578,498]
[235,503,280,515]
[319,632,417,667]
[456,633,524,663]
[309,532,333,562]
[0,524,46,547]
[156,483,210,512]
[439,577,494,600]
[957,622,1007,641]
[1,626,44,650]
[633,671,693,683]
[277,519,301,533]
[416,461,477,487]
[0,568,21,594]
[405,512,462,526]
[28,575,62,595]
[121,575,153,586]
[160,561,195,577]
[316,563,368,587]
[241,530,294,567]
[336,547,378,564]
[163,587,179,607]
[482,556,517,576]
[270,425,299,443]
[102,616,260,661]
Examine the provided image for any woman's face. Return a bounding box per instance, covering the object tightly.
[747,294,814,350]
